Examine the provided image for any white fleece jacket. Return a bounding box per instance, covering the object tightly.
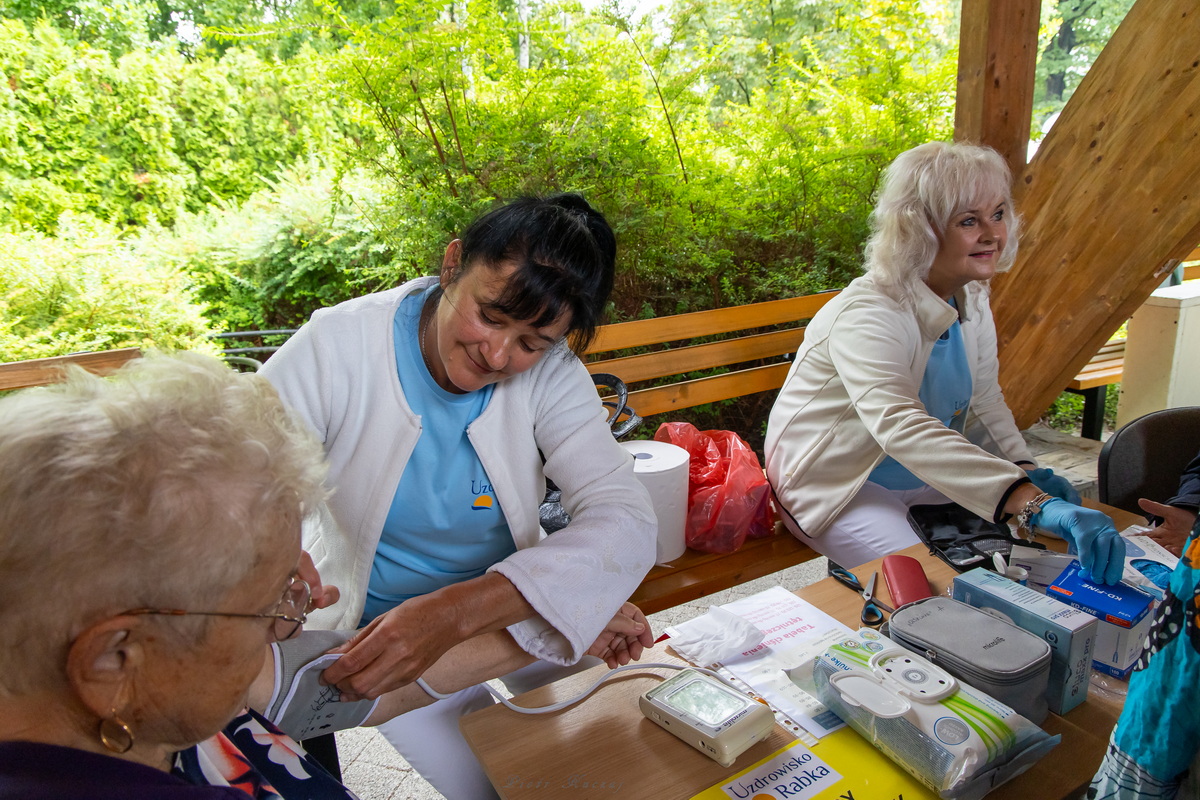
[261,277,657,664]
[765,275,1034,539]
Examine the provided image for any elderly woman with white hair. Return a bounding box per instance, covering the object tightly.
[765,141,1125,584]
[0,353,646,799]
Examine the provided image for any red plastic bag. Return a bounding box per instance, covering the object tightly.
[653,422,777,554]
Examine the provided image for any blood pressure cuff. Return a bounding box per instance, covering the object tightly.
[265,629,379,741]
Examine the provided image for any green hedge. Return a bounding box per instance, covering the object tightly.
[323,0,957,320]
[0,213,216,360]
[0,19,353,231]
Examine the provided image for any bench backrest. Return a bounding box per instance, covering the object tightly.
[584,291,840,418]
[0,348,142,392]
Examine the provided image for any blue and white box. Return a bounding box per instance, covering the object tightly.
[1047,563,1155,680]
[952,567,1097,715]
[1119,526,1178,601]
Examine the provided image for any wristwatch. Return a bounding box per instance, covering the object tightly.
[1016,491,1053,537]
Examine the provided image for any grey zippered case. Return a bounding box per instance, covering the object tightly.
[886,596,1052,724]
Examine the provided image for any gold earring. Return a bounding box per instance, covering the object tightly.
[99,710,134,754]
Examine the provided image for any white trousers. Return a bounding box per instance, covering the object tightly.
[373,656,602,798]
[781,481,952,569]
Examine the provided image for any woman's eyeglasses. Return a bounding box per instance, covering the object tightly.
[123,576,311,641]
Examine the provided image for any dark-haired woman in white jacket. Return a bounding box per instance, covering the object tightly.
[263,194,657,797]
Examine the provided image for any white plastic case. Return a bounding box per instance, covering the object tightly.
[639,669,774,768]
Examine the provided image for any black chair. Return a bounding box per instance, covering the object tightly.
[1098,406,1200,516]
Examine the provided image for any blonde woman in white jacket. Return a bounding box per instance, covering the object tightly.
[766,142,1124,584]
[262,194,657,797]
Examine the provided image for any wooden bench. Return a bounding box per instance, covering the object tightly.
[583,291,841,615]
[0,348,143,391]
[1066,337,1126,441]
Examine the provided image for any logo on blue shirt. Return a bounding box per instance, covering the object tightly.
[472,479,496,511]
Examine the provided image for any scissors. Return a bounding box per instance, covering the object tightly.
[828,566,893,628]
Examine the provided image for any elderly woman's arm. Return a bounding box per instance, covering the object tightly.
[248,604,652,725]
[366,600,652,722]
[319,572,536,700]
[366,631,534,723]
[245,630,532,725]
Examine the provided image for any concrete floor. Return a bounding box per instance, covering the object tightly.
[333,423,1103,800]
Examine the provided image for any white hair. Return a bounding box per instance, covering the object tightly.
[0,352,328,693]
[864,141,1021,304]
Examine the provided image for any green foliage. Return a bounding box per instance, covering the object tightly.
[0,163,395,361]
[1041,385,1119,436]
[1033,0,1135,128]
[0,0,156,54]
[3,0,958,420]
[166,161,396,330]
[317,0,956,320]
[0,213,216,360]
[0,0,398,57]
[0,20,354,231]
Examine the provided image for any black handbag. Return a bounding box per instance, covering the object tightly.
[906,502,1046,573]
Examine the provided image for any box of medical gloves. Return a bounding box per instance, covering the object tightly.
[952,568,1097,715]
[1047,563,1154,680]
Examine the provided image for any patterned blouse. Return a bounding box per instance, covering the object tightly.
[173,709,359,799]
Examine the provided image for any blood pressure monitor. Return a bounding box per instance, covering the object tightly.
[639,669,775,767]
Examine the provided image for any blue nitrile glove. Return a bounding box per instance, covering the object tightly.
[1026,467,1081,505]
[1033,497,1126,584]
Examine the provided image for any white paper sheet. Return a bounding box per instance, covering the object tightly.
[668,586,853,740]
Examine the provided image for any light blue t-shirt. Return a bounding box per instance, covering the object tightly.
[360,287,517,625]
[869,300,973,491]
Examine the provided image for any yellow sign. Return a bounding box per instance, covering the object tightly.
[690,728,937,800]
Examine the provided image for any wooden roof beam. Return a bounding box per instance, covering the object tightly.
[991,0,1200,428]
[954,0,1042,175]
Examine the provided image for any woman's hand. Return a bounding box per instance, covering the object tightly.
[1137,498,1197,557]
[321,572,535,701]
[321,594,462,701]
[586,602,654,668]
[296,550,339,611]
[1033,498,1126,584]
[1022,466,1081,505]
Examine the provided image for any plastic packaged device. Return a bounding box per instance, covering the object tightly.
[814,629,1059,800]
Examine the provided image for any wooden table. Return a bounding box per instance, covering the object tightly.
[461,501,1143,800]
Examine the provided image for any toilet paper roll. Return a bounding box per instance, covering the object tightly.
[620,440,690,564]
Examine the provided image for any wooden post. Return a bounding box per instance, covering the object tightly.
[954,0,1041,175]
[991,0,1200,429]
